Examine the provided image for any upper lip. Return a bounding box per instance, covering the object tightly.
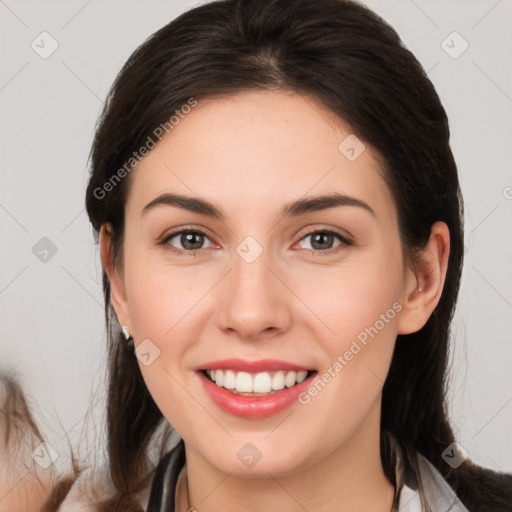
[197,358,314,373]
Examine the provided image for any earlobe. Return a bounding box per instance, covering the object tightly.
[396,221,450,335]
[99,224,131,331]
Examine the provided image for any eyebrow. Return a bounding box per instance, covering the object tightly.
[141,192,376,220]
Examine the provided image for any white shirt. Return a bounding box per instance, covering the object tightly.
[398,453,469,511]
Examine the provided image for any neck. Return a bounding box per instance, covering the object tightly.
[179,410,395,512]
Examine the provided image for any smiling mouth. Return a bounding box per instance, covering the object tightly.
[200,369,316,396]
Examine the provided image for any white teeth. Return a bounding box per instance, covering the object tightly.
[271,371,285,390]
[296,370,308,384]
[253,372,272,393]
[205,369,310,393]
[223,369,236,389]
[285,371,297,387]
[235,372,253,392]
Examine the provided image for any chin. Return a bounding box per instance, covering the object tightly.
[197,437,310,478]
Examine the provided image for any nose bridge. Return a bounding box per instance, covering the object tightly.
[233,234,271,293]
[216,233,290,338]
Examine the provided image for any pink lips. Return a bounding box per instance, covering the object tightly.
[195,358,316,419]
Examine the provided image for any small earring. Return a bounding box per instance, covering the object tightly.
[121,325,131,340]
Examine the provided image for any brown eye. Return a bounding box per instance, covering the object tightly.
[162,229,213,254]
[297,229,352,253]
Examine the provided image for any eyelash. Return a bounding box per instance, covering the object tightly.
[158,227,352,257]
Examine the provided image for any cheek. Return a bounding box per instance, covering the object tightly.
[295,302,399,449]
[293,244,402,414]
[126,262,205,430]
[295,242,403,344]
[123,255,219,417]
[125,250,206,342]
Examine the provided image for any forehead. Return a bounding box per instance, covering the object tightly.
[126,90,395,223]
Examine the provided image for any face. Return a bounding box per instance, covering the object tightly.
[103,90,436,478]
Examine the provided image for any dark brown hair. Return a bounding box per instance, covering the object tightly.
[33,0,512,510]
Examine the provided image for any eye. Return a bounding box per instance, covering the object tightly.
[295,229,352,254]
[160,229,214,255]
[159,227,352,257]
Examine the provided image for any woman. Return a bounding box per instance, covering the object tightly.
[4,0,510,510]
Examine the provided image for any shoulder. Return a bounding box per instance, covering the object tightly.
[398,453,470,512]
[57,466,152,512]
[382,430,470,512]
[56,469,108,512]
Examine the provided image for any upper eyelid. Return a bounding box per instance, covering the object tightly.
[297,226,352,240]
[162,226,216,244]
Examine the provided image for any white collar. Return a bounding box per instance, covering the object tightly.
[398,453,470,511]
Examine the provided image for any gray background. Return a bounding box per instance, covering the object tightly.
[1,0,511,474]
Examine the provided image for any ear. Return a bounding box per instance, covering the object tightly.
[396,221,450,335]
[99,223,131,332]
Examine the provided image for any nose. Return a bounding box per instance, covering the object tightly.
[216,243,292,341]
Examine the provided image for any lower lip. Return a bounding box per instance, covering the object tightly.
[197,370,316,419]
